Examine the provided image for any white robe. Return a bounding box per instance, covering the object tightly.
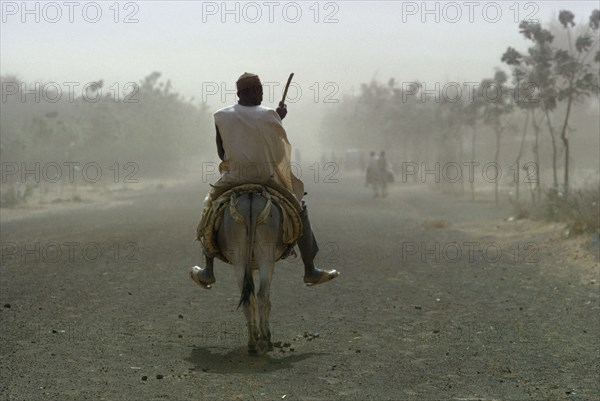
[213,104,304,200]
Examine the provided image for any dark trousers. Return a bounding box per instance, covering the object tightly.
[297,201,319,267]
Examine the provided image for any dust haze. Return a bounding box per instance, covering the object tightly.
[1,1,599,400]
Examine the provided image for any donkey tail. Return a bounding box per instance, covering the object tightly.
[238,193,256,308]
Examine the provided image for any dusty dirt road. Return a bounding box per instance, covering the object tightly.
[1,176,598,401]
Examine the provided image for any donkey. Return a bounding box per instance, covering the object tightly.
[217,190,286,355]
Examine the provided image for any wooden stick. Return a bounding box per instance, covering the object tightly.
[280,73,294,107]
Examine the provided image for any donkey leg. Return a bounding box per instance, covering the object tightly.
[234,262,258,354]
[247,293,259,355]
[256,255,275,354]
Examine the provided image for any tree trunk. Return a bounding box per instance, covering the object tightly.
[457,132,465,194]
[543,107,559,189]
[531,110,541,205]
[470,125,477,201]
[560,92,574,197]
[515,109,530,203]
[494,127,501,207]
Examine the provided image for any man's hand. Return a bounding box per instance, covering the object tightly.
[276,102,287,120]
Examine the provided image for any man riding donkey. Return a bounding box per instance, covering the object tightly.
[190,72,340,288]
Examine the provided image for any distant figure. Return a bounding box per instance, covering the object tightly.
[380,151,394,184]
[378,151,389,198]
[366,151,394,198]
[366,151,383,197]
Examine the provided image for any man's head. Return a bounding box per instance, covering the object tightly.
[236,72,263,105]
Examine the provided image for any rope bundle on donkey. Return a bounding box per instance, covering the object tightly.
[196,183,303,265]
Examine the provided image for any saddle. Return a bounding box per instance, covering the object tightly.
[196,182,303,264]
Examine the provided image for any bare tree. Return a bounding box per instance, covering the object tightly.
[480,71,514,207]
[553,9,600,196]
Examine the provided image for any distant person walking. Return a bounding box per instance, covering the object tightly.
[378,151,389,198]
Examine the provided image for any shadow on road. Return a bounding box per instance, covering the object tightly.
[186,346,329,374]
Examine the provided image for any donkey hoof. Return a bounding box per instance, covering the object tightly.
[256,340,272,355]
[247,346,258,356]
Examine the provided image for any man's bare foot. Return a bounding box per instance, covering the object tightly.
[190,266,216,289]
[304,268,340,286]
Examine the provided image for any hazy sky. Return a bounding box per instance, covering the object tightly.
[3,1,598,97]
[1,1,598,150]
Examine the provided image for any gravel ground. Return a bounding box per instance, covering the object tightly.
[1,176,598,401]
